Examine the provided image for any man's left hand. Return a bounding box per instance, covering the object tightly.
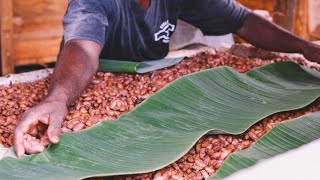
[302,42,320,64]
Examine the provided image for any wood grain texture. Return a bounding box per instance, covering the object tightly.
[237,0,276,11]
[310,0,320,40]
[293,0,309,39]
[238,0,310,38]
[13,38,61,65]
[12,0,67,67]
[0,0,67,75]
[1,0,14,75]
[312,25,320,40]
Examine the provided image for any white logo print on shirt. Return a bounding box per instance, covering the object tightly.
[154,20,175,43]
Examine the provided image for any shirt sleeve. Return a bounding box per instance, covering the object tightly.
[179,0,250,36]
[62,0,109,48]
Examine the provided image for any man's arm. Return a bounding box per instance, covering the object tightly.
[49,40,101,105]
[236,12,320,63]
[14,40,101,157]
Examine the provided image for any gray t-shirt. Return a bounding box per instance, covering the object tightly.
[63,0,249,61]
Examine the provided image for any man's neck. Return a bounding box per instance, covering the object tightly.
[136,0,151,10]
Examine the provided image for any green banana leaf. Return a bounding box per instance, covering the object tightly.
[98,57,184,73]
[210,112,320,180]
[0,62,319,180]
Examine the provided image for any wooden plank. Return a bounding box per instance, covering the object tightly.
[309,0,320,31]
[309,0,320,40]
[1,0,14,75]
[311,26,320,40]
[13,16,63,40]
[10,0,67,68]
[293,0,309,39]
[12,0,67,40]
[272,0,296,31]
[0,0,2,75]
[237,0,276,11]
[13,0,67,17]
[239,0,297,32]
[15,56,57,66]
[238,0,310,39]
[13,38,61,65]
[273,0,309,38]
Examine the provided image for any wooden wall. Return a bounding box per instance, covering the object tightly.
[309,0,320,39]
[0,1,1,74]
[13,0,67,65]
[1,0,67,75]
[238,0,310,39]
[1,0,14,75]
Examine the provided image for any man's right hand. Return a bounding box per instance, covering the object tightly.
[14,99,67,157]
[13,40,101,157]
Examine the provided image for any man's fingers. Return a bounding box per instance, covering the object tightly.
[24,140,45,155]
[13,101,67,157]
[38,114,50,125]
[37,123,48,132]
[13,131,25,157]
[28,126,38,136]
[14,113,39,157]
[14,110,49,157]
[40,133,50,147]
[47,115,63,144]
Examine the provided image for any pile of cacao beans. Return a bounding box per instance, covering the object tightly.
[0,51,319,180]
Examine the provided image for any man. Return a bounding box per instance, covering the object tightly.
[14,0,320,157]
